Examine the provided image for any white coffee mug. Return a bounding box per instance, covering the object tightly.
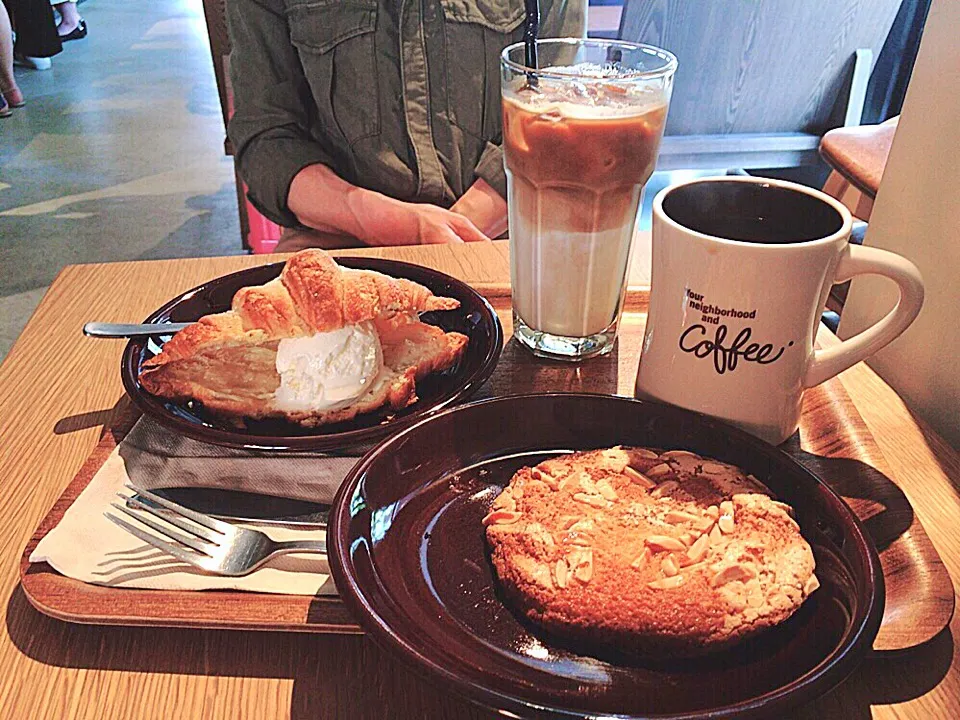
[635,176,924,445]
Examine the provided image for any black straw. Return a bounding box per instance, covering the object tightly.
[523,0,540,88]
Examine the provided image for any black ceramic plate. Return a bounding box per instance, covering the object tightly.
[329,394,884,719]
[121,258,502,451]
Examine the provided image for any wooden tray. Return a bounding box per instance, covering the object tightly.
[20,289,954,651]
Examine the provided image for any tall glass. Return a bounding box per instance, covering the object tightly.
[501,39,676,360]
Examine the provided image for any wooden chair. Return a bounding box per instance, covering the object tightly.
[821,116,899,221]
[819,117,899,318]
[200,0,282,253]
[618,0,904,172]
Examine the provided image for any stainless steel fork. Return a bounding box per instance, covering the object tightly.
[105,485,327,576]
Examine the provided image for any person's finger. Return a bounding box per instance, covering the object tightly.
[420,224,464,245]
[451,215,492,243]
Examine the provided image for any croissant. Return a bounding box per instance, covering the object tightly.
[139,249,469,426]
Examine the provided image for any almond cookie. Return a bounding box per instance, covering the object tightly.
[483,446,819,657]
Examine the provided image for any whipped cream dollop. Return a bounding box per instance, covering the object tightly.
[274,322,383,412]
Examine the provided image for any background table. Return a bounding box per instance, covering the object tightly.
[0,241,958,719]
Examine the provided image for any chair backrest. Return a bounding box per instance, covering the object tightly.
[619,0,903,169]
[200,0,233,147]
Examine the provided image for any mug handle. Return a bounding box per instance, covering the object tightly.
[804,244,924,388]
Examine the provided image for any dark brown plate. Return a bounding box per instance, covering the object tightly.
[120,258,502,451]
[328,394,884,719]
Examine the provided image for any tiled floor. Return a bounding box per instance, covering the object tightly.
[0,0,704,363]
[0,0,243,361]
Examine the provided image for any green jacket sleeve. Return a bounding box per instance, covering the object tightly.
[225,0,333,227]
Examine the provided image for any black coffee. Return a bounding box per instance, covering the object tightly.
[661,180,844,244]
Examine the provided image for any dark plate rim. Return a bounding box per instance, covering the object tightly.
[120,258,504,452]
[328,393,885,720]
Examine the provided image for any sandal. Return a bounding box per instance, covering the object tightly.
[1,86,25,108]
[60,19,88,42]
[0,96,11,119]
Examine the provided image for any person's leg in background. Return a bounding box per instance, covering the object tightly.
[0,1,23,115]
[52,0,84,39]
[9,0,62,69]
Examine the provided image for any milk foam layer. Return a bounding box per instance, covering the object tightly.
[274,323,382,412]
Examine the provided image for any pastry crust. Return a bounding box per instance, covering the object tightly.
[138,250,468,425]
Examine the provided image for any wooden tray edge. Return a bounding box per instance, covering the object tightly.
[18,399,362,635]
[20,287,952,651]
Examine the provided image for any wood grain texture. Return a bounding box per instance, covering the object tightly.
[2,240,959,719]
[619,0,903,136]
[20,290,952,651]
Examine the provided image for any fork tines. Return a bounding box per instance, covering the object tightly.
[104,485,228,565]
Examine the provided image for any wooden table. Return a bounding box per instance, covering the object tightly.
[0,241,957,719]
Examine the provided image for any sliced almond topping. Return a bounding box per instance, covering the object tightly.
[770,500,797,518]
[560,516,580,530]
[554,558,568,588]
[700,461,728,474]
[623,466,656,489]
[661,554,680,577]
[493,494,516,513]
[646,463,674,479]
[770,592,792,608]
[747,590,764,608]
[711,563,758,587]
[705,505,720,519]
[709,523,723,543]
[596,478,618,501]
[482,509,522,526]
[718,515,735,534]
[532,563,553,589]
[720,500,735,516]
[651,480,679,498]
[679,532,695,547]
[515,556,553,589]
[630,547,653,569]
[648,575,685,590]
[569,518,594,533]
[530,467,560,490]
[693,515,716,531]
[573,492,608,509]
[558,474,576,491]
[567,535,592,547]
[645,535,687,553]
[524,523,556,548]
[803,574,821,596]
[686,533,710,564]
[578,472,598,494]
[664,510,700,524]
[630,448,661,460]
[574,549,594,583]
[660,450,701,461]
[720,585,747,611]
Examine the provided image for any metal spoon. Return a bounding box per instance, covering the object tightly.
[83,322,191,338]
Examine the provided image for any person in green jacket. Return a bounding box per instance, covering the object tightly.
[226,0,586,251]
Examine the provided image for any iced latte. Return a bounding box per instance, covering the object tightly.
[501,40,675,359]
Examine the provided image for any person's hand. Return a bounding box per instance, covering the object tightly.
[372,199,491,246]
[288,163,490,246]
[451,178,509,239]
